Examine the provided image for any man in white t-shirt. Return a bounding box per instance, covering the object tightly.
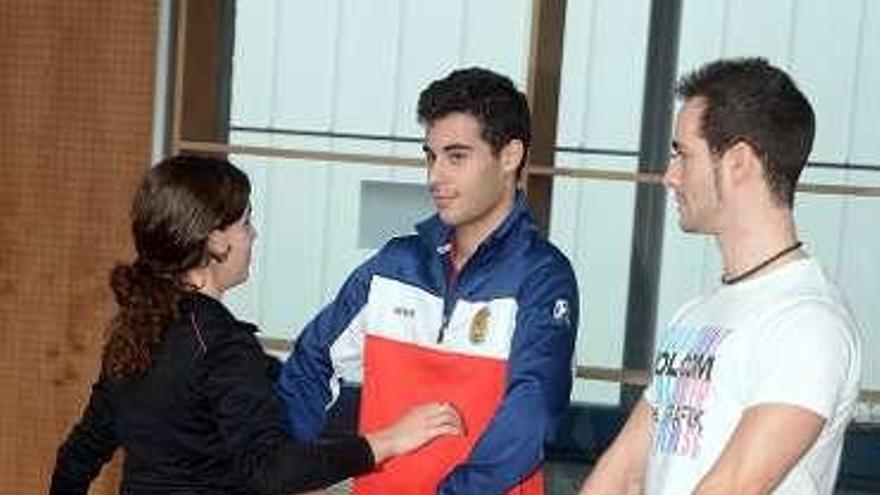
[580,57,862,494]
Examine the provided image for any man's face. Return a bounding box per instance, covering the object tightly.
[423,112,517,230]
[663,98,723,234]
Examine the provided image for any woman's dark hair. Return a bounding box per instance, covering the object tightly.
[102,155,250,379]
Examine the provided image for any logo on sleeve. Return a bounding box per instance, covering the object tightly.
[552,299,570,325]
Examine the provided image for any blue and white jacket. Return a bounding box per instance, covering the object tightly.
[277,191,579,495]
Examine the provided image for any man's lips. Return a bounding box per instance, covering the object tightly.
[432,194,455,207]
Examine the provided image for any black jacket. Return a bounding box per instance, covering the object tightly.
[50,292,374,495]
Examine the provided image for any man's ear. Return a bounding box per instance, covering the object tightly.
[499,139,524,175]
[722,140,759,186]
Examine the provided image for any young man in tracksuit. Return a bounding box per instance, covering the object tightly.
[277,67,580,495]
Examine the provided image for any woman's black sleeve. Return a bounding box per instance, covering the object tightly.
[204,324,375,494]
[49,379,119,495]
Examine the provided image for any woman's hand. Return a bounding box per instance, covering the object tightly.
[365,402,463,464]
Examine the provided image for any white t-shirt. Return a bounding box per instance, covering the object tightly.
[644,258,862,494]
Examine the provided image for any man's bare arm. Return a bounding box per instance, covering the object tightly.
[693,403,825,495]
[579,398,653,495]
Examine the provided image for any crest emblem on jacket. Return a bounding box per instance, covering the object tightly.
[470,307,491,344]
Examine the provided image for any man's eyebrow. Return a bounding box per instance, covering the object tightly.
[442,143,472,152]
[422,143,473,153]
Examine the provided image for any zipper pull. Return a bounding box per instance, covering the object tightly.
[437,314,450,344]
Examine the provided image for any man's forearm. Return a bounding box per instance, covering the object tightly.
[579,399,652,495]
[580,448,645,495]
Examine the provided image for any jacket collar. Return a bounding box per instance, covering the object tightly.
[415,190,536,257]
[179,291,259,334]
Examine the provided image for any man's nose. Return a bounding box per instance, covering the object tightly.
[661,161,678,189]
[427,158,446,186]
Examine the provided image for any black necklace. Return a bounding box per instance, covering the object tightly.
[721,241,803,285]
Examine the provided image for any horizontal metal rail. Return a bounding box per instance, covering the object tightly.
[260,337,880,404]
[178,139,880,198]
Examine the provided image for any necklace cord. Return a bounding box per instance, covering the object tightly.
[721,241,803,285]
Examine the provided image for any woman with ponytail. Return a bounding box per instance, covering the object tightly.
[50,155,462,495]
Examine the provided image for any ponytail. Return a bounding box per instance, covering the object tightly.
[101,262,185,379]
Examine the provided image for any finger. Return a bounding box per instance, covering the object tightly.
[425,402,465,433]
[430,411,466,436]
[425,401,459,419]
[429,423,463,437]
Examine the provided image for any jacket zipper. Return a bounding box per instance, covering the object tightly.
[437,243,458,344]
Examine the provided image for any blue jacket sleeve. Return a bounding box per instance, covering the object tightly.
[438,260,579,495]
[276,261,373,441]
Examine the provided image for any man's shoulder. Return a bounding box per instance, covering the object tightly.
[749,260,853,326]
[753,258,841,303]
[672,259,847,324]
[354,234,438,293]
[519,234,576,279]
[372,234,431,266]
[381,232,424,250]
[733,267,860,360]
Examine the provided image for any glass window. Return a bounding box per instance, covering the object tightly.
[218,0,880,408]
[660,0,880,395]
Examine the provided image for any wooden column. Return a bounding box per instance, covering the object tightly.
[524,0,566,232]
[0,2,157,492]
[171,0,234,152]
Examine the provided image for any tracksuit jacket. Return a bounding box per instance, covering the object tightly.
[277,192,579,495]
[51,293,374,495]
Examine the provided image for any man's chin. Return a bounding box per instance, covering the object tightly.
[437,211,458,227]
[678,220,717,235]
[677,215,701,233]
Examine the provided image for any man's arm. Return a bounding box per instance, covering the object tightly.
[438,262,578,494]
[275,262,373,440]
[693,404,824,494]
[579,398,652,495]
[696,300,858,494]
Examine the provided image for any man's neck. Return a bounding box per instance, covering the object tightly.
[717,206,802,282]
[451,192,515,271]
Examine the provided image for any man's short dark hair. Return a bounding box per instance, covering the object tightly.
[417,67,531,178]
[677,57,815,207]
